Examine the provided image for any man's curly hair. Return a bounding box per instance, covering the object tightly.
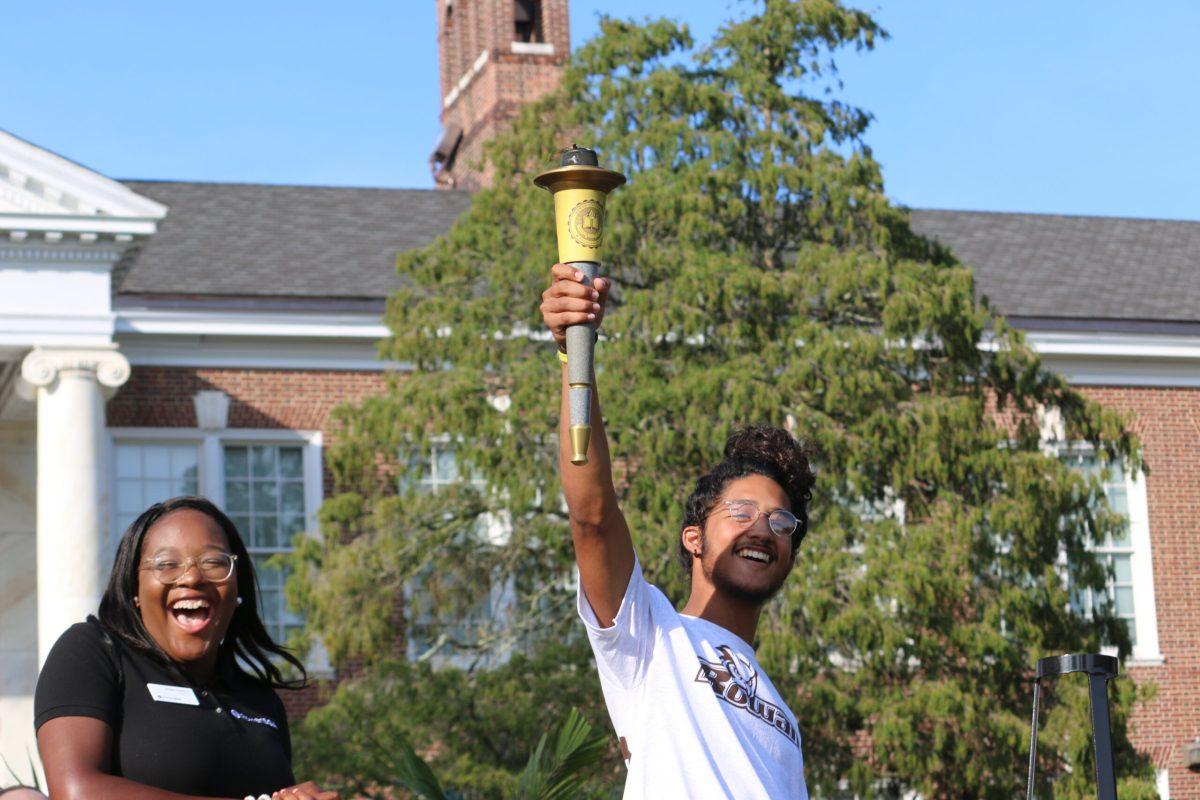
[679,424,817,573]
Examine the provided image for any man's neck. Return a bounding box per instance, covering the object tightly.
[680,588,763,646]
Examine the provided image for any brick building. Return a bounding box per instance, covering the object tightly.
[1,1,1197,796]
[431,0,569,189]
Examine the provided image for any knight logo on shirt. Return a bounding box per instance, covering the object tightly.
[695,645,800,747]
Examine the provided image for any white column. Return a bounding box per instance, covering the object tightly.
[20,346,130,665]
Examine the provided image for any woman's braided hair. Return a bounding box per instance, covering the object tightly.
[679,425,816,573]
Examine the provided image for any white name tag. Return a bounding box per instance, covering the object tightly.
[146,683,200,706]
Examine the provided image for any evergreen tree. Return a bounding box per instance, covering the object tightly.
[288,2,1157,797]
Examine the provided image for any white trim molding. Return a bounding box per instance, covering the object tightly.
[0,213,159,237]
[0,129,167,220]
[118,337,402,371]
[113,307,405,371]
[1021,330,1200,387]
[115,308,389,339]
[108,309,1200,382]
[109,426,324,444]
[1,312,118,349]
[0,239,129,260]
[1054,443,1163,665]
[1124,466,1163,665]
[511,41,555,55]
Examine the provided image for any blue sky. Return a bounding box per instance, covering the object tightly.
[4,1,1197,220]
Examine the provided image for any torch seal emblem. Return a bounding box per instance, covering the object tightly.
[567,199,604,248]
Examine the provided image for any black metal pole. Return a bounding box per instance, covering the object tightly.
[1031,654,1120,800]
[1088,671,1118,800]
[1026,680,1041,800]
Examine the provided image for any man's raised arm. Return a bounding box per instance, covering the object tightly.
[540,263,635,626]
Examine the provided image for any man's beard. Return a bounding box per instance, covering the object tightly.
[698,533,790,605]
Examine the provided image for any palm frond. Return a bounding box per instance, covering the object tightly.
[513,708,608,800]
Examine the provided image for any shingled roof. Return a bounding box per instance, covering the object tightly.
[114,180,1199,324]
[116,180,473,300]
[910,209,1200,324]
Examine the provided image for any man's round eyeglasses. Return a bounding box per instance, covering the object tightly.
[140,553,237,585]
[714,499,799,538]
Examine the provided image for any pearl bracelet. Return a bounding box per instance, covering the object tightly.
[243,795,271,800]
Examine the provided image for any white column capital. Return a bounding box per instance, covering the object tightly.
[20,346,131,394]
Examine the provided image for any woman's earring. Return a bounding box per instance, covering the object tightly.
[134,597,140,607]
[236,596,243,606]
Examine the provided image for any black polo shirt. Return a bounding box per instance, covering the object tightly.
[35,618,295,798]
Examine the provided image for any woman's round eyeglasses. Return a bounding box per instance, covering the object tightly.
[714,499,799,537]
[140,552,238,585]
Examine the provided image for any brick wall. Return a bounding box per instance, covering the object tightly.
[435,0,569,190]
[1078,386,1200,797]
[107,367,386,430]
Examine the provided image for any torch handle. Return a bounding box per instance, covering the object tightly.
[566,261,599,383]
[565,260,599,464]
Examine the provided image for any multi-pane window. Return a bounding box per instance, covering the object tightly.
[224,444,307,644]
[113,443,199,542]
[1063,452,1138,646]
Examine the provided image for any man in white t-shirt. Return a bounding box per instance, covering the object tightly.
[541,263,816,799]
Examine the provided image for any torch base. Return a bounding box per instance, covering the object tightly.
[569,425,591,465]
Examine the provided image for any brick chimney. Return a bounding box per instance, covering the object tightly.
[431,0,569,190]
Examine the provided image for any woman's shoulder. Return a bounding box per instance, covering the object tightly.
[35,618,125,729]
[47,618,117,660]
[39,618,126,684]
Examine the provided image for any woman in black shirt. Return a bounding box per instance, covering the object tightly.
[35,496,338,800]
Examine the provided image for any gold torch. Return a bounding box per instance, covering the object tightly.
[534,145,626,465]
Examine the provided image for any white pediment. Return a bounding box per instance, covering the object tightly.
[0,129,167,222]
[0,129,169,351]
